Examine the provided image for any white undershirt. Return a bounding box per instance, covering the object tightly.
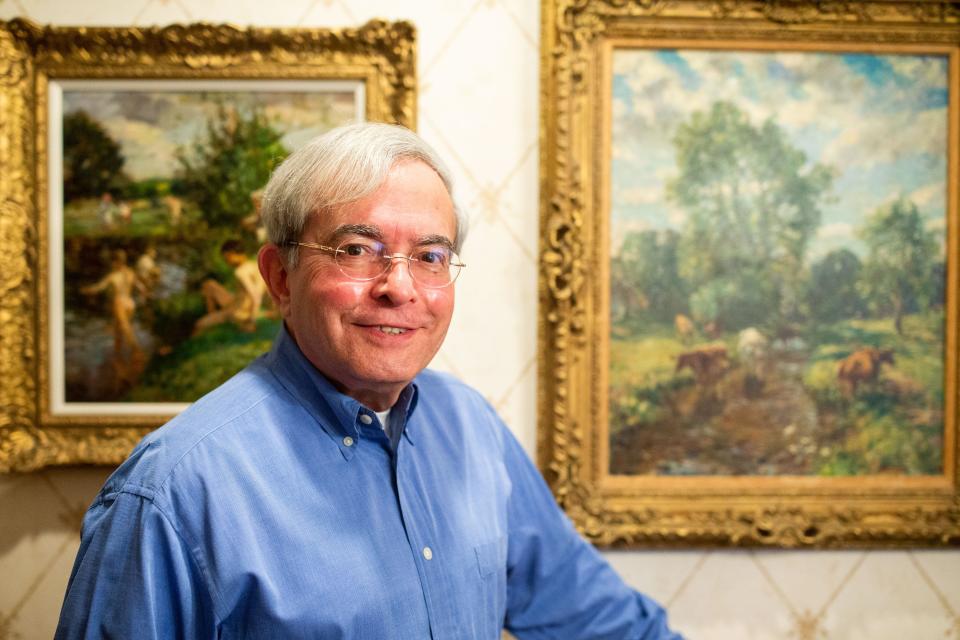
[375,409,391,437]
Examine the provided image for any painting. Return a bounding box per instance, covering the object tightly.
[539,0,959,547]
[54,81,360,412]
[0,19,416,471]
[608,49,947,479]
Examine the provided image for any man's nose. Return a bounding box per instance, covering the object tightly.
[372,255,418,303]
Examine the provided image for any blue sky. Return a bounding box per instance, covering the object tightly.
[611,49,948,259]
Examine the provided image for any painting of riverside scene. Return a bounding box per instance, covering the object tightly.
[608,50,949,477]
[59,84,359,404]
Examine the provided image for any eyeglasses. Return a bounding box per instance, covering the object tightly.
[289,239,466,288]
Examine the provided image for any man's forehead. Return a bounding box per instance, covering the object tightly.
[306,204,456,242]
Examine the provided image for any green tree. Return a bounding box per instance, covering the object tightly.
[63,110,129,201]
[667,101,834,330]
[688,268,780,332]
[613,229,688,325]
[805,248,866,323]
[858,197,938,334]
[177,105,288,228]
[930,260,947,310]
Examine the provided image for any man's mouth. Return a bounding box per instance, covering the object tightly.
[377,325,408,335]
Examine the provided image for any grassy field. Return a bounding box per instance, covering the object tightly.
[64,198,200,239]
[609,312,944,476]
[126,318,280,402]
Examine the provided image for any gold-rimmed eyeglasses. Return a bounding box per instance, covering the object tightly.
[289,239,465,288]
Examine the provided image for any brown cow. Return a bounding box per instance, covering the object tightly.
[675,344,729,384]
[837,347,894,396]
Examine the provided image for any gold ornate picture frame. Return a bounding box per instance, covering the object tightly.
[0,19,416,472]
[538,0,960,547]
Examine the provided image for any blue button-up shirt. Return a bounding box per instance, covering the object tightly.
[55,328,681,639]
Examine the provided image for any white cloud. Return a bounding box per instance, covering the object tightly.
[612,97,628,120]
[882,188,903,205]
[909,182,944,207]
[108,119,178,180]
[775,100,822,129]
[667,204,687,227]
[820,127,864,167]
[610,219,652,253]
[615,50,698,124]
[616,185,662,206]
[888,55,947,90]
[821,108,946,169]
[611,142,636,162]
[818,222,853,239]
[654,165,676,181]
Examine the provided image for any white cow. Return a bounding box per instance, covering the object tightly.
[737,327,768,376]
[737,327,769,396]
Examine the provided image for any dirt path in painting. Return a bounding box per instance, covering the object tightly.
[610,350,835,475]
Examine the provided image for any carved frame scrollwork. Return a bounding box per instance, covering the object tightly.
[538,0,960,547]
[0,19,416,472]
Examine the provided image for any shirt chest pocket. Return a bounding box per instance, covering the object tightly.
[465,535,508,638]
[474,536,507,579]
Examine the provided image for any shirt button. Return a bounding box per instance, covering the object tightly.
[342,436,354,447]
[359,414,373,425]
[422,546,433,561]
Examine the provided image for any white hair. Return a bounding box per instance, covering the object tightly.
[260,122,466,265]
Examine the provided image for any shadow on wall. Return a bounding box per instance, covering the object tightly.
[0,466,113,556]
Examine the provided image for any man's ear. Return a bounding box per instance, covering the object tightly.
[258,244,292,317]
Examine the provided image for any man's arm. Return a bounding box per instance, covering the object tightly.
[499,426,683,639]
[55,491,218,640]
[79,272,113,296]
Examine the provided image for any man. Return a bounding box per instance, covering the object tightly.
[80,248,145,390]
[135,243,161,296]
[194,239,267,335]
[56,123,682,639]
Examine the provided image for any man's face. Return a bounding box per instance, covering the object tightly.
[272,160,457,409]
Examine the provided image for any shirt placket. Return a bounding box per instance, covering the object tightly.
[392,432,453,640]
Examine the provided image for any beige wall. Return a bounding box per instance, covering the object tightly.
[1,1,958,638]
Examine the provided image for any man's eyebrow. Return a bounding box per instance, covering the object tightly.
[329,224,383,242]
[327,225,455,251]
[417,234,456,251]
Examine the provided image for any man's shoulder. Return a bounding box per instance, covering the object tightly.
[162,358,280,434]
[101,357,283,499]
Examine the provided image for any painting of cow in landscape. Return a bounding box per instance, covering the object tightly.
[608,50,949,477]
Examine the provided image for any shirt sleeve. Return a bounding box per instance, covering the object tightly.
[55,490,218,640]
[500,426,683,640]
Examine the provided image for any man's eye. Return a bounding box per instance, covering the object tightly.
[339,243,377,258]
[415,248,450,266]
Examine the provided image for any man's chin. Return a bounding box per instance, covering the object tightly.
[325,366,420,406]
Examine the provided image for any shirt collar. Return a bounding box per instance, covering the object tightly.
[264,325,419,455]
[392,383,418,447]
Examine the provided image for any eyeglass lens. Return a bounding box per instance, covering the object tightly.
[335,239,460,287]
